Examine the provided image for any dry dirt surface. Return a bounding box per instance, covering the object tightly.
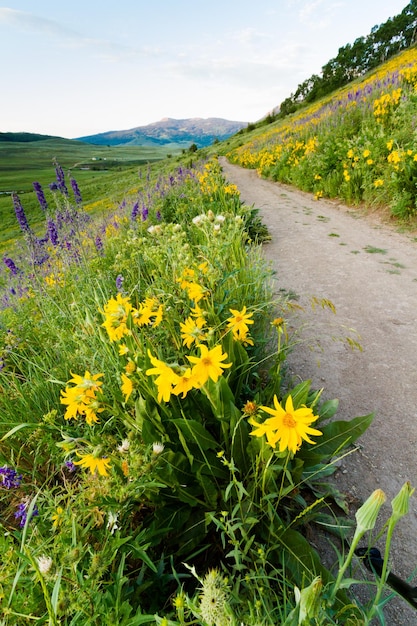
[220,157,417,625]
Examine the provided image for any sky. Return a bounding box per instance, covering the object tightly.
[0,0,409,139]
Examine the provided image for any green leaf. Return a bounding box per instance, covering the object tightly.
[318,398,339,422]
[286,380,311,408]
[313,413,374,458]
[171,419,218,450]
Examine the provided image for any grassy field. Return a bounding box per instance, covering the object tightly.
[0,137,178,252]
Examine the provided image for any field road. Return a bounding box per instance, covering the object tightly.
[220,156,417,625]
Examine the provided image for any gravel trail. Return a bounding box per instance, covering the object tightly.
[220,157,417,625]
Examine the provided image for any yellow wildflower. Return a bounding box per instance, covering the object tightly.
[180,316,206,348]
[73,453,111,476]
[249,395,322,454]
[187,344,232,385]
[51,506,64,529]
[101,293,132,342]
[226,306,254,342]
[121,373,134,402]
[60,371,104,425]
[172,367,199,398]
[146,350,180,402]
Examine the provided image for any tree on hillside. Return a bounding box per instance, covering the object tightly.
[277,1,417,118]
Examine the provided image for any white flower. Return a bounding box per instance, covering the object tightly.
[36,555,53,575]
[117,439,130,453]
[215,215,225,223]
[107,511,120,535]
[213,224,221,232]
[152,442,165,455]
[192,214,205,225]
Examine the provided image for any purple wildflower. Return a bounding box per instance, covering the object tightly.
[95,235,104,254]
[15,500,39,527]
[70,177,82,204]
[47,219,59,246]
[156,210,162,221]
[32,181,48,211]
[0,466,22,489]
[115,274,124,292]
[131,201,139,220]
[12,193,31,233]
[49,182,59,192]
[65,460,77,473]
[141,205,149,221]
[54,161,68,196]
[3,257,20,275]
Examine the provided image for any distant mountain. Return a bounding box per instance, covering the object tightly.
[76,117,247,148]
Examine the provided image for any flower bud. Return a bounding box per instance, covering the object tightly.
[391,481,414,523]
[355,489,386,536]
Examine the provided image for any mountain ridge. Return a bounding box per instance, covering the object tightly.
[75,117,247,148]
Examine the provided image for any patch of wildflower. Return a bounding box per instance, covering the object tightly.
[60,370,104,426]
[177,266,208,303]
[373,88,402,122]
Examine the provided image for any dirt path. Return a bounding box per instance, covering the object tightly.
[220,157,417,624]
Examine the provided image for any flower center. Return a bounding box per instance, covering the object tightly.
[202,357,212,367]
[283,413,296,428]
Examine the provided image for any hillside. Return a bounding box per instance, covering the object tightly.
[76,117,247,148]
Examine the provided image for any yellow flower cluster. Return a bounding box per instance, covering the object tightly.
[60,371,104,426]
[373,88,402,121]
[146,344,232,403]
[101,293,163,342]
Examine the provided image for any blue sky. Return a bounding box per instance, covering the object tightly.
[0,0,408,138]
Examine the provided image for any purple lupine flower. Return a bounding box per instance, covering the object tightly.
[32,181,48,211]
[156,210,162,221]
[0,466,22,489]
[131,201,139,220]
[95,235,104,253]
[54,161,68,196]
[47,219,59,246]
[49,182,59,192]
[70,177,82,204]
[141,205,149,221]
[3,256,20,275]
[15,500,39,527]
[12,193,30,233]
[115,274,124,292]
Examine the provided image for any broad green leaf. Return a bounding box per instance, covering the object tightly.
[171,419,218,450]
[313,413,374,457]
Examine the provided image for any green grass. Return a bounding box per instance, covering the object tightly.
[0,138,180,253]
